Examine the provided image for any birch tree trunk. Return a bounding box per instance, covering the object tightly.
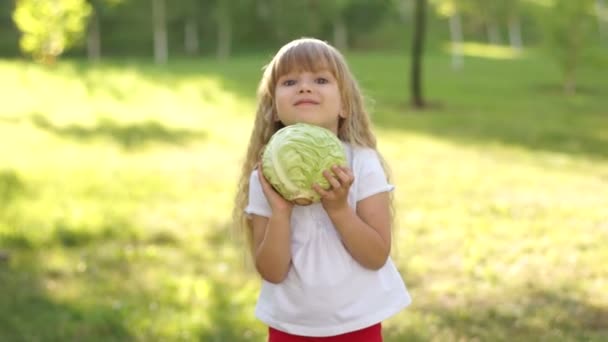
[564,52,578,94]
[333,15,348,52]
[216,6,231,60]
[184,17,199,55]
[508,15,523,51]
[87,8,101,62]
[598,0,607,44]
[449,12,464,70]
[487,22,501,45]
[152,0,168,65]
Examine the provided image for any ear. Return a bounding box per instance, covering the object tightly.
[338,100,347,118]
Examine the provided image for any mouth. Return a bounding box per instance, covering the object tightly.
[294,100,319,106]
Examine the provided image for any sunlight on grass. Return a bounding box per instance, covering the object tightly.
[1,54,607,341]
[0,58,267,340]
[444,42,524,60]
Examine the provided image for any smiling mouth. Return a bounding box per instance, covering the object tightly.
[294,100,319,106]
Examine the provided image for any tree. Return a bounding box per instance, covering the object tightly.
[151,0,167,64]
[505,0,524,51]
[331,2,349,51]
[438,0,526,51]
[312,0,351,51]
[0,1,19,56]
[87,0,101,61]
[215,0,231,60]
[411,0,427,108]
[211,0,254,60]
[432,0,464,70]
[539,0,596,93]
[13,0,92,63]
[182,0,200,55]
[85,0,124,62]
[598,0,608,45]
[462,0,505,45]
[483,1,505,45]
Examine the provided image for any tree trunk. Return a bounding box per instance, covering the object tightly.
[333,15,348,51]
[184,17,199,55]
[396,0,410,22]
[563,65,576,94]
[217,6,231,60]
[508,15,523,51]
[449,12,464,70]
[256,1,270,20]
[152,0,168,65]
[411,0,426,108]
[598,0,607,44]
[486,22,501,45]
[563,42,579,94]
[87,8,101,62]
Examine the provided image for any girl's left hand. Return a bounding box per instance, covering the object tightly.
[312,165,354,213]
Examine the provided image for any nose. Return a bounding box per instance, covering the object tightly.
[298,80,312,93]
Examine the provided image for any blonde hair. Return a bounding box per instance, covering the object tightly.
[233,37,391,256]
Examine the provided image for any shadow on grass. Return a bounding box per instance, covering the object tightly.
[0,185,139,340]
[198,277,261,341]
[0,169,25,204]
[0,255,131,341]
[386,287,608,342]
[29,114,207,149]
[47,57,608,161]
[3,199,605,341]
[1,215,262,341]
[373,109,608,160]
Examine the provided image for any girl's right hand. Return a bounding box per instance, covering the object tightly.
[257,163,294,212]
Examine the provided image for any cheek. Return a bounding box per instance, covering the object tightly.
[334,95,343,113]
[274,97,287,112]
[273,92,290,114]
[274,89,286,103]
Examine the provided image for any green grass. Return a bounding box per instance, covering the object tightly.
[0,51,607,341]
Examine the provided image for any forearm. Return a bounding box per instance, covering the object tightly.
[328,207,390,270]
[254,213,292,283]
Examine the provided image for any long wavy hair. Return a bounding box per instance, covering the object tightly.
[233,37,391,257]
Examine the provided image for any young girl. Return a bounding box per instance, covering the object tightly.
[234,38,411,341]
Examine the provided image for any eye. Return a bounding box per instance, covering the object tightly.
[282,79,296,86]
[315,77,329,84]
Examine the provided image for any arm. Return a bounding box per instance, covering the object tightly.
[327,192,391,269]
[313,166,391,270]
[250,169,293,283]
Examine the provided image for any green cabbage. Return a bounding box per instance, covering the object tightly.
[262,123,347,205]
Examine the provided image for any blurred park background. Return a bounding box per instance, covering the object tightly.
[1,0,607,341]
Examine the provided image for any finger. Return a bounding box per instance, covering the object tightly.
[339,165,352,175]
[332,166,353,186]
[332,166,349,184]
[339,166,355,185]
[312,183,330,198]
[257,169,273,191]
[323,170,341,189]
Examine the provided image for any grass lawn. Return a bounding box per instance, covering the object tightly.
[0,50,607,341]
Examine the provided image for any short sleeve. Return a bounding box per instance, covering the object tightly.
[355,148,395,202]
[245,169,272,218]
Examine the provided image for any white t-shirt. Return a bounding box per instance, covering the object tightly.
[245,143,411,337]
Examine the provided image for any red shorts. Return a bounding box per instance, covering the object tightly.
[268,323,382,342]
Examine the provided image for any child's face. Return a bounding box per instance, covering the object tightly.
[274,69,343,134]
